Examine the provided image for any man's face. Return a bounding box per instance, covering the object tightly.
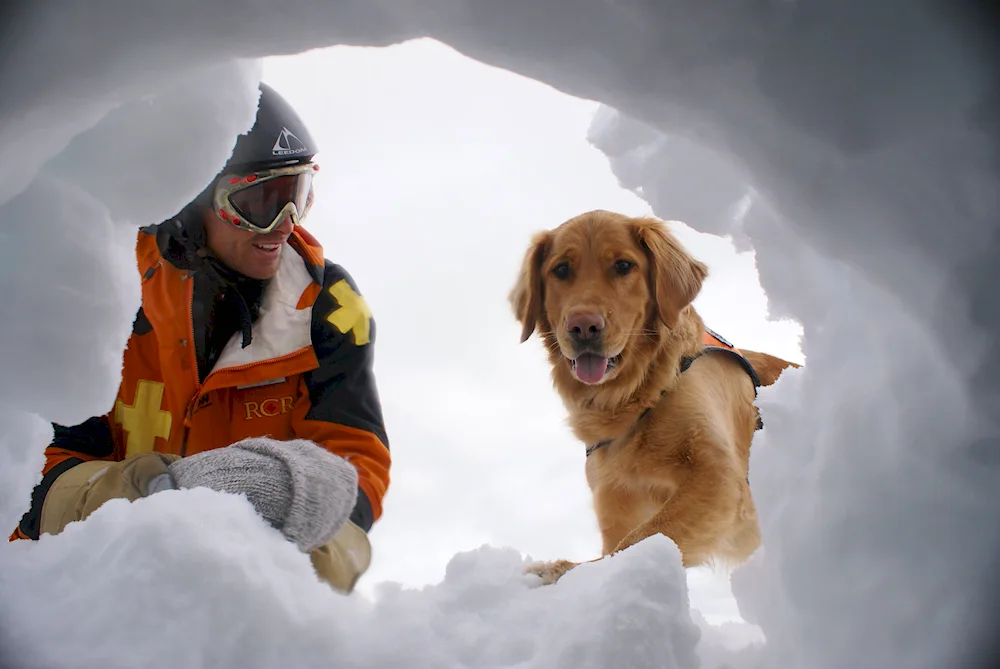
[202,208,294,280]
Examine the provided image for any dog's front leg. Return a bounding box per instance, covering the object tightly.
[608,502,706,567]
[591,484,648,555]
[524,485,657,585]
[609,469,741,568]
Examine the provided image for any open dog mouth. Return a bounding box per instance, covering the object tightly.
[570,351,623,385]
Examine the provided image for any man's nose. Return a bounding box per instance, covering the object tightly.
[272,214,295,236]
[566,311,606,342]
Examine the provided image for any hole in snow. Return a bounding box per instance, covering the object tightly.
[262,38,801,630]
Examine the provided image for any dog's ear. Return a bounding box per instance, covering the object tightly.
[630,217,708,329]
[509,230,552,343]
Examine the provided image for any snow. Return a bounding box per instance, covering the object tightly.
[0,489,702,669]
[1,2,998,669]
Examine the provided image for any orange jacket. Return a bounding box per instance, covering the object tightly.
[13,223,391,540]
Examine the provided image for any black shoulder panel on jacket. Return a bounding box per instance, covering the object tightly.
[17,415,116,540]
[304,260,390,451]
[349,487,374,533]
[51,415,116,458]
[132,306,153,336]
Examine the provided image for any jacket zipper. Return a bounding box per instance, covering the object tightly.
[180,276,199,457]
[173,264,313,457]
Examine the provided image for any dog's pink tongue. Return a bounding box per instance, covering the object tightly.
[575,353,609,384]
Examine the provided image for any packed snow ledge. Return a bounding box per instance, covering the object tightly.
[2,488,740,669]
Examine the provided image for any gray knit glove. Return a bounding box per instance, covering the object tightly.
[167,437,358,552]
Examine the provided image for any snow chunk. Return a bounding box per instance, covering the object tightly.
[0,172,138,425]
[44,60,264,227]
[0,491,703,669]
[0,58,262,429]
[0,489,349,669]
[0,409,50,535]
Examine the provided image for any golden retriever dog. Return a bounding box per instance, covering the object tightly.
[509,210,799,584]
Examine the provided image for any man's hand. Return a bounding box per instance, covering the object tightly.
[168,437,359,553]
[40,452,181,536]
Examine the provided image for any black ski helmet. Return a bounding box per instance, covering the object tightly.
[225,82,319,171]
[162,82,319,251]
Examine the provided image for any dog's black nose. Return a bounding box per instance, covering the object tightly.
[566,312,605,342]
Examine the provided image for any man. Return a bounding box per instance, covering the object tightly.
[10,82,391,594]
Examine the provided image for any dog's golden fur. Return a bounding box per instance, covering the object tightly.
[509,210,799,584]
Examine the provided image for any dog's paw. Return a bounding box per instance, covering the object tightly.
[524,559,579,586]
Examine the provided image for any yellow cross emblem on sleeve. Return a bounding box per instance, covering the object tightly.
[114,379,173,457]
[326,280,372,346]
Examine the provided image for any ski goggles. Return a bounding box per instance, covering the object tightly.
[213,161,319,233]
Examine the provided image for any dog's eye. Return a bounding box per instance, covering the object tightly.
[614,259,634,275]
[551,262,571,280]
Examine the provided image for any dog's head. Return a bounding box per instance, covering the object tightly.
[510,210,707,387]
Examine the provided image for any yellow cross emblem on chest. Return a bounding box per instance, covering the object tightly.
[114,380,172,457]
[326,279,372,346]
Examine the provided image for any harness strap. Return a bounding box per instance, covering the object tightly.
[584,440,612,457]
[585,327,763,457]
[687,346,761,393]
